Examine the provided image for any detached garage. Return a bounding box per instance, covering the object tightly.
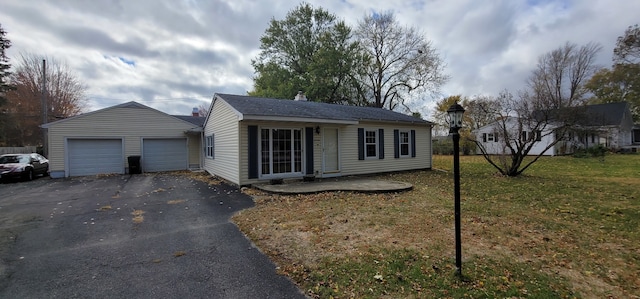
[42,102,204,178]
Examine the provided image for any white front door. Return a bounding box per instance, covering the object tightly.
[322,128,340,175]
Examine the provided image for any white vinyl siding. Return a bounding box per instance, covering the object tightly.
[474,119,556,156]
[45,104,201,177]
[203,99,240,184]
[341,122,431,177]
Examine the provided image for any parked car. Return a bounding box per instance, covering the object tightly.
[0,153,49,181]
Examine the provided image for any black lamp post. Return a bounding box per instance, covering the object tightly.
[447,102,465,277]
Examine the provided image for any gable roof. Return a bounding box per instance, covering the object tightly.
[214,93,430,125]
[580,102,629,126]
[41,101,202,128]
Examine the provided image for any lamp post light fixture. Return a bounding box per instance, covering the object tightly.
[447,102,465,277]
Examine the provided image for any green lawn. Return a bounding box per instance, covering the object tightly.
[234,154,640,298]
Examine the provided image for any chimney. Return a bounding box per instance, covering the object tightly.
[192,107,199,117]
[294,91,307,101]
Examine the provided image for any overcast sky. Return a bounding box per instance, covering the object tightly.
[1,0,638,118]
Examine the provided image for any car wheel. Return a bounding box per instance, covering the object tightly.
[24,169,34,181]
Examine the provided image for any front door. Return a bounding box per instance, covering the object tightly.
[322,128,340,175]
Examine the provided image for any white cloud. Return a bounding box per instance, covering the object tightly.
[2,0,639,117]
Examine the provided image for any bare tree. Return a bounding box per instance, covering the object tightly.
[4,53,87,146]
[198,102,210,117]
[464,95,502,131]
[471,90,582,176]
[355,12,447,111]
[528,42,602,109]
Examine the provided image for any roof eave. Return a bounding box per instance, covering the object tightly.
[241,115,359,125]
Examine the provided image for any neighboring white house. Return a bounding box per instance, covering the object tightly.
[474,117,558,156]
[473,102,638,156]
[41,102,204,178]
[202,93,434,186]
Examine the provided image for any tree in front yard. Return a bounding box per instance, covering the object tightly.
[473,41,601,176]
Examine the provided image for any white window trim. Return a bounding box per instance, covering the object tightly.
[205,135,214,158]
[258,127,304,178]
[399,130,411,158]
[487,133,495,142]
[364,129,378,159]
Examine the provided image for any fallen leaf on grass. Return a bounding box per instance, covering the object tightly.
[167,199,185,204]
[174,251,186,257]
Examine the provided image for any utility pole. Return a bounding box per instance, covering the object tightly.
[41,59,48,157]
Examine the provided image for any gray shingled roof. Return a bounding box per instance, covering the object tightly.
[172,115,206,126]
[216,93,430,124]
[581,102,629,126]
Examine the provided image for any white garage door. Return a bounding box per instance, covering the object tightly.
[142,138,188,172]
[68,139,124,176]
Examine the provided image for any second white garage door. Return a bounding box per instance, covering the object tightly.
[142,138,188,172]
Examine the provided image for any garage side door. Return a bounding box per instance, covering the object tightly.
[68,139,124,176]
[142,138,188,172]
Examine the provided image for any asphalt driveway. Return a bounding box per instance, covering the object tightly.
[0,173,306,298]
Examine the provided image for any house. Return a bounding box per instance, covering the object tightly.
[202,93,433,186]
[473,102,638,156]
[41,102,204,178]
[474,117,557,156]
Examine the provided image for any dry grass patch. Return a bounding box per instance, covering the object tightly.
[131,209,145,224]
[184,171,224,185]
[234,154,640,298]
[167,199,185,205]
[97,205,112,211]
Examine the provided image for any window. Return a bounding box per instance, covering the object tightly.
[205,135,214,158]
[365,129,377,158]
[522,131,542,142]
[399,131,410,157]
[260,128,303,176]
[358,128,384,160]
[487,133,495,142]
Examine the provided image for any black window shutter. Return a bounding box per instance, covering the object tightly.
[393,129,400,158]
[357,128,364,160]
[305,127,314,175]
[482,133,487,142]
[248,126,258,179]
[378,129,384,159]
[411,129,416,157]
[494,133,499,142]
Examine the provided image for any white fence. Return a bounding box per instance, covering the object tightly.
[0,146,38,155]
